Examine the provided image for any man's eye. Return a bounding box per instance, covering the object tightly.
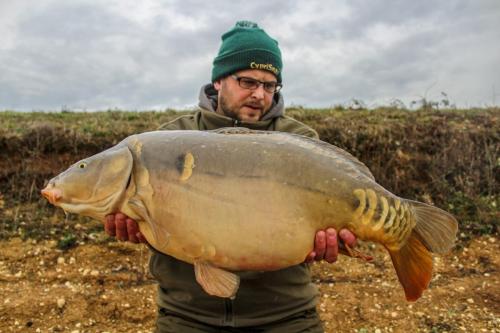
[264,83,277,90]
[241,78,257,86]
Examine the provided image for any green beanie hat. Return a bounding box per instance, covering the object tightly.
[212,21,283,83]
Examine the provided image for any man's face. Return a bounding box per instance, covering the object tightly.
[213,69,277,123]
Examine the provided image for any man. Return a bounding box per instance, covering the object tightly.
[105,21,357,332]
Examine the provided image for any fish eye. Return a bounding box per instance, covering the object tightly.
[78,162,87,169]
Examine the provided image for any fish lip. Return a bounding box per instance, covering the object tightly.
[41,186,62,205]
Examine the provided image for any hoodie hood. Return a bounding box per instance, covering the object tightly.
[198,83,285,121]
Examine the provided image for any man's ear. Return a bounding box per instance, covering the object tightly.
[213,79,222,91]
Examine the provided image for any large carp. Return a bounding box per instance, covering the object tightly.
[41,128,457,301]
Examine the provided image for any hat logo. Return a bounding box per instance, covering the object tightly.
[250,62,279,75]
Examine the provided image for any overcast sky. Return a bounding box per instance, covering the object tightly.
[1,0,499,111]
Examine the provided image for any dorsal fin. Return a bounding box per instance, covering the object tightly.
[291,134,375,180]
[211,127,375,180]
[211,127,272,135]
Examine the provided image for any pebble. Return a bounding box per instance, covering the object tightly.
[375,329,382,333]
[57,298,66,309]
[391,311,398,318]
[90,270,99,277]
[57,257,65,265]
[69,257,76,264]
[467,298,474,304]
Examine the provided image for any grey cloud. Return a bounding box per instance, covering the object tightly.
[0,0,499,110]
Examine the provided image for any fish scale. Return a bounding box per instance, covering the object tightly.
[41,128,458,301]
[352,188,414,249]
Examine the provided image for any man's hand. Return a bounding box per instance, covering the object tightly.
[304,228,357,263]
[104,213,148,244]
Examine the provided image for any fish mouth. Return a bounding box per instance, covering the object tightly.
[41,185,63,205]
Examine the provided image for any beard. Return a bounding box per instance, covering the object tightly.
[218,94,267,122]
[218,94,240,120]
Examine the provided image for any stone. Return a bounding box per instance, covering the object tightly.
[57,298,66,309]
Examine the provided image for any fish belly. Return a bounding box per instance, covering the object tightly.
[145,172,356,271]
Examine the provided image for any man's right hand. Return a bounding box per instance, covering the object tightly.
[104,213,148,244]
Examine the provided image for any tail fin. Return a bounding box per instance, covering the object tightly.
[388,201,458,301]
[388,232,432,301]
[409,200,458,254]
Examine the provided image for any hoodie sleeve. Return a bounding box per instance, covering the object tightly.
[274,116,319,139]
[157,112,201,131]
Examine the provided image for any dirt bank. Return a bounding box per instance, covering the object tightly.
[0,236,498,333]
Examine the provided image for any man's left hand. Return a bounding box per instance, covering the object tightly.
[304,228,357,263]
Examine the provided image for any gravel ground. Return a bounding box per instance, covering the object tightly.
[0,236,498,333]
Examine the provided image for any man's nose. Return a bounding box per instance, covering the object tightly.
[251,84,266,99]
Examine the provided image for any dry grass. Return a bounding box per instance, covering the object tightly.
[0,108,498,242]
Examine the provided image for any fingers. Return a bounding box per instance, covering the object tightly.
[339,229,357,248]
[313,229,339,263]
[104,213,147,244]
[306,228,355,264]
[115,213,128,241]
[104,214,116,236]
[304,251,316,264]
[127,218,142,243]
[314,230,327,261]
[125,217,148,244]
[324,228,338,263]
[136,232,148,244]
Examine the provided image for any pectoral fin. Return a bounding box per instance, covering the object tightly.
[194,261,240,299]
[128,198,170,249]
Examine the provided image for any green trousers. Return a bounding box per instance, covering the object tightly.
[155,308,324,333]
